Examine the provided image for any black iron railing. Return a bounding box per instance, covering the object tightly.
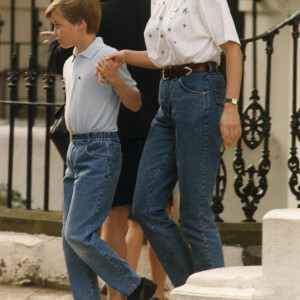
[212,11,300,222]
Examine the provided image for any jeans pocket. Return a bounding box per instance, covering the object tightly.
[214,88,226,120]
[179,73,204,94]
[85,141,110,160]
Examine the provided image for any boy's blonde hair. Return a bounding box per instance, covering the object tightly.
[45,0,101,34]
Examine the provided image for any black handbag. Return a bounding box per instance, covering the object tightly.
[50,104,69,162]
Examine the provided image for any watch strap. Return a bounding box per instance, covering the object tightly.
[224,98,238,105]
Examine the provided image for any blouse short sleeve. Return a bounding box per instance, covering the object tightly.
[200,0,240,47]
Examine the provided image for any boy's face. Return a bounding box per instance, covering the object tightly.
[51,11,79,49]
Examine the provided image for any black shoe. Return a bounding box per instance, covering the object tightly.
[128,277,157,300]
[152,297,161,300]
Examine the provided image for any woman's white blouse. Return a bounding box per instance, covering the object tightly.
[144,0,240,68]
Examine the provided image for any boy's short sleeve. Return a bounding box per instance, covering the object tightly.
[201,0,240,46]
[117,64,138,90]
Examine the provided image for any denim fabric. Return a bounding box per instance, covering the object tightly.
[132,70,226,287]
[63,132,141,299]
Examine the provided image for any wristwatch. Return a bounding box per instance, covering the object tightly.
[224,98,238,105]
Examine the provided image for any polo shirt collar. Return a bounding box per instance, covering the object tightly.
[73,37,104,60]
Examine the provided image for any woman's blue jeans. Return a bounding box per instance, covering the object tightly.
[63,132,141,300]
[132,70,226,287]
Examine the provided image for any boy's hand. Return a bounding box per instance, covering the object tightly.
[94,51,126,82]
[95,57,120,84]
[40,31,55,45]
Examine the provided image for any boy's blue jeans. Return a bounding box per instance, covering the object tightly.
[63,132,140,299]
[132,70,226,288]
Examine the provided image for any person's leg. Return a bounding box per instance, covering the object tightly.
[133,73,225,287]
[101,204,131,300]
[63,134,142,299]
[101,136,148,299]
[174,71,225,272]
[62,145,101,300]
[147,242,166,300]
[126,219,144,270]
[133,80,193,288]
[147,196,175,300]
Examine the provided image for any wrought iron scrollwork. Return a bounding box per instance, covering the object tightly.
[233,84,271,222]
[234,154,271,222]
[7,55,19,92]
[242,89,271,149]
[288,147,300,202]
[235,25,274,221]
[24,56,37,91]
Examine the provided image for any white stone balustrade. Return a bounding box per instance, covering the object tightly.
[170,209,300,300]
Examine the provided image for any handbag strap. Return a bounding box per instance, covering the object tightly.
[54,104,65,119]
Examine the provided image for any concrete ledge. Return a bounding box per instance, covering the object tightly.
[0,207,262,246]
[218,222,262,246]
[0,207,62,237]
[0,232,70,289]
[0,207,258,290]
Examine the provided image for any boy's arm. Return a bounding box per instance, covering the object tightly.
[110,74,141,112]
[97,59,141,112]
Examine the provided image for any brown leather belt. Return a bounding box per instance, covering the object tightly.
[162,62,218,80]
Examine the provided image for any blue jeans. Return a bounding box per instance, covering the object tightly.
[132,70,225,287]
[63,132,141,299]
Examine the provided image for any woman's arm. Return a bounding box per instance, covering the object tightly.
[220,41,243,148]
[95,50,159,81]
[121,50,158,69]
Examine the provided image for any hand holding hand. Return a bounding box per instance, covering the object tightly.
[94,56,121,84]
[94,51,126,82]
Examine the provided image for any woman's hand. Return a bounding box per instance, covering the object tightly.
[220,103,242,147]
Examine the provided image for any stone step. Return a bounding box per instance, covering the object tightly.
[171,266,274,300]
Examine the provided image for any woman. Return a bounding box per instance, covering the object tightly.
[96,0,242,288]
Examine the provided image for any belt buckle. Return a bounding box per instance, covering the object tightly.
[184,66,192,76]
[162,68,169,80]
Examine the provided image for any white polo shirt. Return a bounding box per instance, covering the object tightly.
[63,37,138,135]
[144,0,240,68]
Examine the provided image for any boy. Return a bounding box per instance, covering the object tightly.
[44,0,157,299]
